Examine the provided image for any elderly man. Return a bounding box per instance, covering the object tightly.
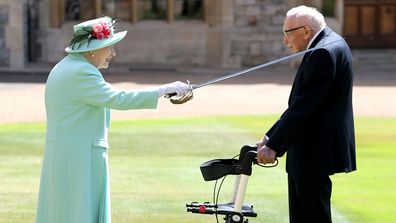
[256,5,356,223]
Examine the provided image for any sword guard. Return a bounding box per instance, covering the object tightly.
[167,80,194,104]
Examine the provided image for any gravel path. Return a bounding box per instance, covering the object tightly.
[0,66,395,123]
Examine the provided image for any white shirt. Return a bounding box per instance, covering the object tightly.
[307,27,325,49]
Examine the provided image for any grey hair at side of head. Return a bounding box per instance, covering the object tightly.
[287,5,326,33]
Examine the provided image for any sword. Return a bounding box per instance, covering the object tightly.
[168,39,344,103]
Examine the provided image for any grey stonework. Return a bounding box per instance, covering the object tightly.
[0,5,8,25]
[0,5,9,66]
[0,0,27,69]
[230,0,289,66]
[35,0,291,68]
[0,0,347,69]
[0,49,10,66]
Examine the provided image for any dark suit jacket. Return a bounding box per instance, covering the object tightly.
[266,27,356,180]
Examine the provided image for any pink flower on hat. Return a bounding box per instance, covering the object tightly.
[100,21,109,30]
[92,23,103,33]
[91,21,111,40]
[102,28,111,38]
[95,32,105,40]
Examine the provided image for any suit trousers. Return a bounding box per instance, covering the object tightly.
[288,175,332,223]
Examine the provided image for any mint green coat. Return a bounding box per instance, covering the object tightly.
[36,53,159,223]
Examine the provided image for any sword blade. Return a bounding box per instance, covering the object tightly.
[191,39,343,89]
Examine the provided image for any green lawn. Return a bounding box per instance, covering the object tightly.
[0,115,395,223]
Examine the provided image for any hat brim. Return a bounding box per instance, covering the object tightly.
[65,31,127,53]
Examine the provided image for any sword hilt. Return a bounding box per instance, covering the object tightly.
[165,81,196,98]
[167,92,177,97]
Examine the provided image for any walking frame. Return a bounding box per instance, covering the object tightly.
[186,145,278,223]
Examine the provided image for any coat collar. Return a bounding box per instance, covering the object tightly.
[308,27,332,49]
[67,53,90,64]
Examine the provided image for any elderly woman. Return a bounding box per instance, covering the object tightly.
[36,16,190,223]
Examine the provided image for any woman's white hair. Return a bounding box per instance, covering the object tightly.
[287,5,326,32]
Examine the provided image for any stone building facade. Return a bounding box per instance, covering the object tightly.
[0,0,383,70]
[35,0,295,68]
[0,0,28,69]
[0,3,9,67]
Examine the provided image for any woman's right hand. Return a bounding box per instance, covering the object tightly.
[158,81,191,98]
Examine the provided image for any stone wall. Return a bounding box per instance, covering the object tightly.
[0,0,346,70]
[115,21,207,66]
[37,0,290,68]
[37,20,208,67]
[0,0,27,69]
[229,0,289,67]
[0,4,9,66]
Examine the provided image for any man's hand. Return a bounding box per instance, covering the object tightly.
[257,146,277,164]
[256,135,269,149]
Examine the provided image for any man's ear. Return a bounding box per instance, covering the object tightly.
[304,27,313,40]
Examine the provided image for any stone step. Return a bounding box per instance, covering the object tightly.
[352,49,396,59]
[351,49,396,70]
[355,63,395,70]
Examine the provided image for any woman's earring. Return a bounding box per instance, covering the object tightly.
[91,54,95,58]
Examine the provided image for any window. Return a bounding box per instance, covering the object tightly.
[174,0,203,20]
[65,0,96,21]
[139,0,167,20]
[65,0,80,20]
[102,0,133,21]
[322,0,335,17]
[52,0,207,27]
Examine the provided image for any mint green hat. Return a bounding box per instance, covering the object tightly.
[65,16,127,53]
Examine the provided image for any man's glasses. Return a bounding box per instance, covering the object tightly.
[283,25,306,36]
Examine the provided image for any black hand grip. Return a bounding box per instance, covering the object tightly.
[166,92,177,97]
